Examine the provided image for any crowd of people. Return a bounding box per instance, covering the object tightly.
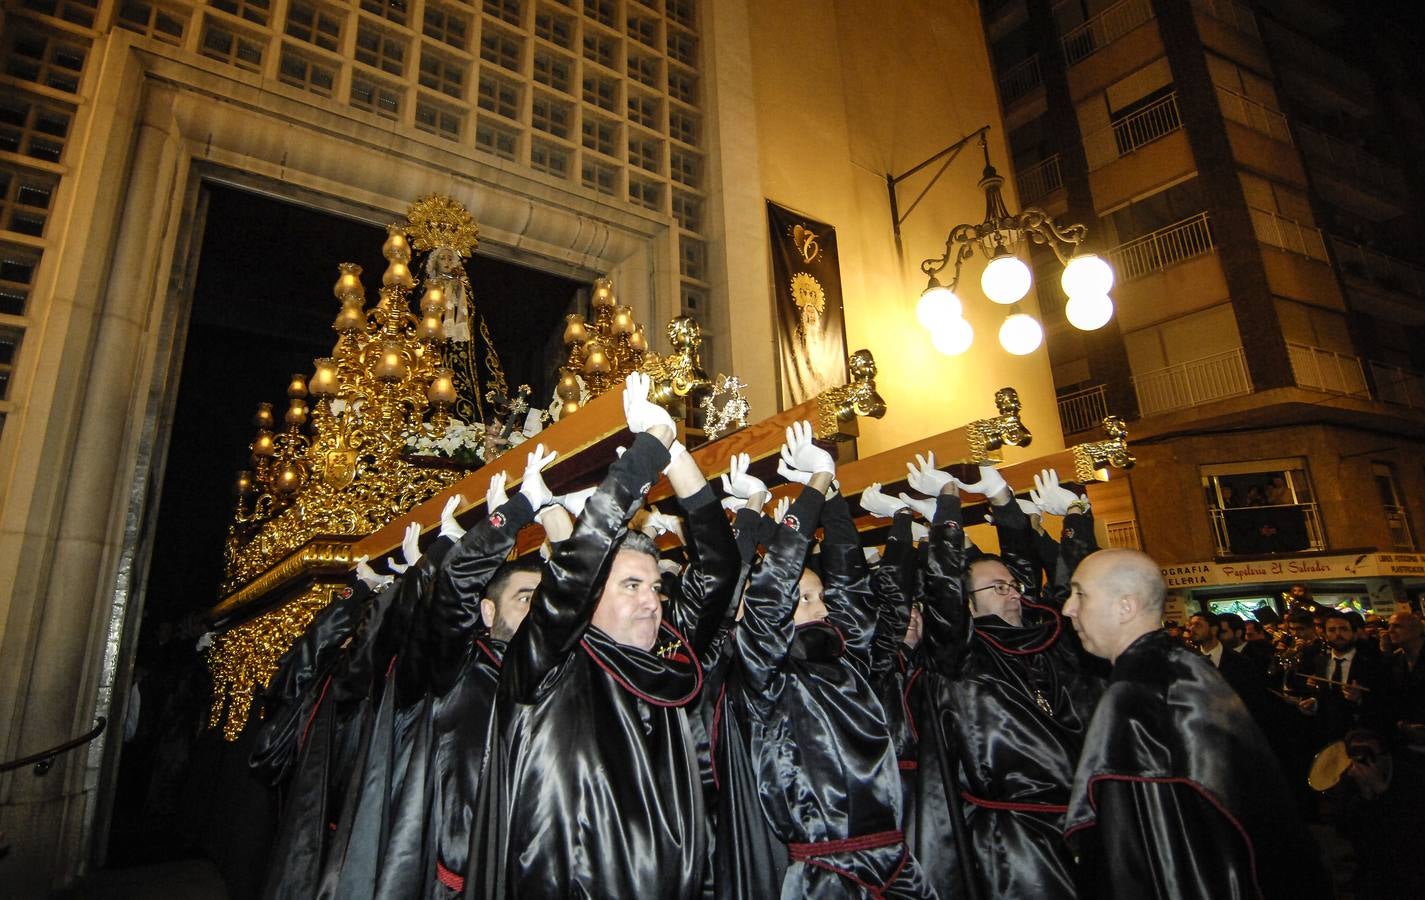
[249,374,1424,899]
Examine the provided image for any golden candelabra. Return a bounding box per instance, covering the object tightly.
[556,276,648,417]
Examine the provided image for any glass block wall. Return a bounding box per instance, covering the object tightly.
[0,0,710,447]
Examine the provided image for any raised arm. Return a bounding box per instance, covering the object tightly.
[501,375,675,702]
[967,464,1042,600]
[662,447,741,655]
[905,454,973,675]
[1030,468,1098,606]
[867,498,917,678]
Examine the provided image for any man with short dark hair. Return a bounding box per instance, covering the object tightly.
[1297,609,1391,742]
[1190,610,1264,717]
[1063,548,1329,899]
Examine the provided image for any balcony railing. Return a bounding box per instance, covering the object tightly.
[1210,503,1326,557]
[998,55,1042,105]
[1084,91,1183,170]
[1329,235,1425,299]
[1248,207,1328,261]
[1215,85,1292,144]
[1057,383,1108,435]
[1016,154,1063,205]
[1190,0,1260,39]
[1062,0,1154,66]
[1369,361,1425,410]
[1105,519,1142,550]
[1287,341,1370,397]
[1295,124,1408,197]
[1133,347,1252,416]
[1107,212,1214,282]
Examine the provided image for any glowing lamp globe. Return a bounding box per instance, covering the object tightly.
[1065,292,1115,331]
[1061,254,1115,298]
[981,254,1032,305]
[930,316,974,356]
[917,284,963,331]
[998,313,1043,355]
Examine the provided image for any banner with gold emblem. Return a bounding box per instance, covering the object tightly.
[767,200,848,405]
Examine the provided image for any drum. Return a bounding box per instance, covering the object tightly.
[1308,740,1351,792]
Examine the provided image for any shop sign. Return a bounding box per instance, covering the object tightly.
[1161,552,1425,589]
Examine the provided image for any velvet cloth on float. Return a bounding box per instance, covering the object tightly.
[466,433,738,899]
[1065,629,1332,900]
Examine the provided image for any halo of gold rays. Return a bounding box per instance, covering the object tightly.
[405,194,480,257]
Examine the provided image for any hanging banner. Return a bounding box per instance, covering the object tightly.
[767,200,849,405]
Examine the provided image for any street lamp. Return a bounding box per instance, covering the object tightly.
[893,128,1115,356]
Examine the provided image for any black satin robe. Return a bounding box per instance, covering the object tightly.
[870,509,924,822]
[734,488,934,898]
[1065,630,1331,900]
[468,433,738,899]
[913,496,1101,900]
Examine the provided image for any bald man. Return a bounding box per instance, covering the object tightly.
[1062,549,1329,900]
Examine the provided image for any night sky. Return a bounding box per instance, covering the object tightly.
[140,184,581,629]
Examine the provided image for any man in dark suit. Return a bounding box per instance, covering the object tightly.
[1219,612,1272,672]
[1189,612,1267,719]
[1296,610,1391,743]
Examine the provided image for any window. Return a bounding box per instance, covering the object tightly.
[415,97,464,140]
[286,2,342,52]
[583,31,618,69]
[628,177,661,211]
[531,93,571,138]
[483,0,522,26]
[477,72,521,120]
[211,0,271,26]
[350,75,403,120]
[480,27,523,73]
[420,50,467,99]
[672,191,701,232]
[581,158,617,195]
[530,140,570,177]
[6,27,88,93]
[627,92,660,128]
[21,0,99,28]
[0,167,58,237]
[666,0,695,29]
[583,73,618,111]
[668,108,698,145]
[0,94,72,164]
[1373,463,1415,550]
[357,24,407,75]
[628,134,662,173]
[1202,460,1324,556]
[627,14,659,49]
[680,282,707,316]
[116,1,188,44]
[679,236,705,281]
[667,68,697,104]
[627,51,660,88]
[423,4,470,50]
[533,49,572,92]
[534,6,574,48]
[581,115,618,155]
[475,118,519,160]
[668,30,696,66]
[669,148,700,187]
[0,326,21,400]
[584,0,615,29]
[0,245,41,317]
[278,46,337,96]
[200,22,265,73]
[360,0,407,26]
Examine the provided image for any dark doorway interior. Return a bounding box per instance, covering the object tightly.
[107,182,583,892]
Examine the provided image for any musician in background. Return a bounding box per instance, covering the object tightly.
[1296,610,1391,744]
[1385,612,1425,750]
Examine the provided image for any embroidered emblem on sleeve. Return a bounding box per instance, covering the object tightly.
[490,512,507,528]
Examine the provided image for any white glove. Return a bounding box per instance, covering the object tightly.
[905,451,958,496]
[556,485,597,517]
[643,509,686,541]
[720,452,767,499]
[721,495,752,514]
[486,472,509,511]
[1017,498,1040,517]
[1030,468,1087,516]
[623,371,676,434]
[860,483,907,518]
[519,443,557,510]
[195,631,215,651]
[387,522,422,574]
[354,555,390,590]
[863,546,883,565]
[961,465,1009,498]
[898,492,937,520]
[658,558,683,576]
[771,495,791,524]
[779,420,835,475]
[911,522,929,542]
[439,494,465,540]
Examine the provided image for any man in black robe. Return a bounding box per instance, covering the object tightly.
[908,462,1101,900]
[468,372,738,898]
[1062,548,1330,899]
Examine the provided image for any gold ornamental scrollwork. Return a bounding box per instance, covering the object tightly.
[1070,415,1135,482]
[965,387,1033,463]
[814,349,887,440]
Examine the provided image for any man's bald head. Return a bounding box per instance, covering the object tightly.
[1064,548,1167,662]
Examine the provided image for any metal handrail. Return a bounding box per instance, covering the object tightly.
[1248,207,1328,261]
[0,717,107,776]
[1286,341,1370,397]
[1132,346,1252,415]
[1329,235,1425,299]
[1107,211,1214,281]
[1015,154,1062,204]
[1189,0,1260,39]
[1215,85,1291,144]
[1062,0,1154,66]
[1056,384,1108,435]
[998,55,1042,105]
[1084,92,1183,169]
